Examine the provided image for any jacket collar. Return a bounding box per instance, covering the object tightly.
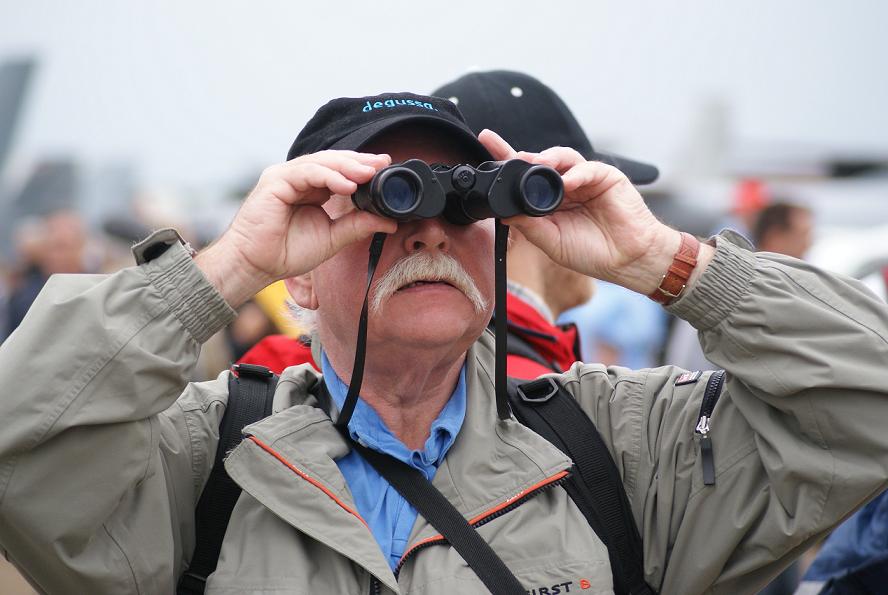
[224,331,572,585]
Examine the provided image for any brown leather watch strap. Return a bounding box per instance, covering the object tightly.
[648,232,700,305]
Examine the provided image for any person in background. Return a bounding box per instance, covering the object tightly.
[753,202,814,260]
[4,210,88,338]
[433,70,662,374]
[2,218,46,341]
[559,280,669,368]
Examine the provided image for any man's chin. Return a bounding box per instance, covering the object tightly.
[370,302,488,348]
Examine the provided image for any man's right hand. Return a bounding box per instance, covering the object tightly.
[195,150,397,308]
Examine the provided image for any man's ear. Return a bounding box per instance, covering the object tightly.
[284,273,319,309]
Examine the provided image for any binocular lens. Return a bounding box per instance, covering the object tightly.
[380,171,421,214]
[522,170,563,213]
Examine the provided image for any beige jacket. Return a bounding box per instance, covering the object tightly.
[1,230,887,594]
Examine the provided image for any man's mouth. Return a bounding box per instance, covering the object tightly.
[398,280,455,291]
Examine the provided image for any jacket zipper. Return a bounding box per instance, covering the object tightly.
[393,473,569,579]
[695,370,726,486]
[369,576,381,595]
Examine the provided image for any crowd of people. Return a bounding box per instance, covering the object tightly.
[0,70,886,595]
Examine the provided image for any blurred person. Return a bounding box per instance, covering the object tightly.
[4,211,89,338]
[435,70,661,374]
[559,280,668,368]
[1,90,888,595]
[39,210,88,275]
[753,202,814,259]
[717,178,770,240]
[3,217,48,338]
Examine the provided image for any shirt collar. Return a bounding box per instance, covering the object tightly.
[320,351,466,473]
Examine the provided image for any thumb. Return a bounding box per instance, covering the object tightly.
[478,129,518,161]
[328,210,397,255]
[503,214,561,261]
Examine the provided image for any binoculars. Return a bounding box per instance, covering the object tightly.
[352,159,564,224]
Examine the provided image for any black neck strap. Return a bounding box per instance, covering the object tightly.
[494,220,511,421]
[338,223,510,427]
[336,232,387,429]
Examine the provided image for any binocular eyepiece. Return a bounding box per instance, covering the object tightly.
[352,159,564,224]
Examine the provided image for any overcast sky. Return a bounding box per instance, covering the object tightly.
[1,0,886,193]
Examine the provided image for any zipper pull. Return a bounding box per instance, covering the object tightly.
[695,415,715,486]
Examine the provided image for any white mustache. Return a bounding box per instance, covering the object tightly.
[370,252,488,314]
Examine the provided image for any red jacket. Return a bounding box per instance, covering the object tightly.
[237,292,580,379]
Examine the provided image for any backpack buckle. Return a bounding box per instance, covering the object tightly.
[231,363,274,378]
[516,377,559,404]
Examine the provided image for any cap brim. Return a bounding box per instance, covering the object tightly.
[589,150,659,185]
[330,113,493,164]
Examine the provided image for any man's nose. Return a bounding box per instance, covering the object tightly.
[402,218,451,253]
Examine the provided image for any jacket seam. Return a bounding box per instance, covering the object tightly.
[177,390,228,494]
[177,404,203,499]
[102,522,141,595]
[623,371,647,504]
[137,416,157,486]
[560,373,644,502]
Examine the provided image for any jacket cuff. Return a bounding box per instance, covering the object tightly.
[137,230,236,343]
[666,230,758,330]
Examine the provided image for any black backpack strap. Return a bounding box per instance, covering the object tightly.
[508,377,656,595]
[177,363,278,595]
[354,442,526,595]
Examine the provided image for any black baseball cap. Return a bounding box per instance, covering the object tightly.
[287,92,493,163]
[432,70,659,185]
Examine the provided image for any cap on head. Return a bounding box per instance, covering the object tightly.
[287,92,492,164]
[432,70,659,185]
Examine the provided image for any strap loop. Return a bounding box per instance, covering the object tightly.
[516,377,559,404]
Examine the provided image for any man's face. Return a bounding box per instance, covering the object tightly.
[310,128,495,355]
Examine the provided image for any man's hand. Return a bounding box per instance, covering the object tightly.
[196,151,397,307]
[479,129,713,297]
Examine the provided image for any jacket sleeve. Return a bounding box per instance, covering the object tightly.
[0,234,236,594]
[563,232,888,595]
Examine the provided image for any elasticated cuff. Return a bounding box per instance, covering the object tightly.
[142,239,236,343]
[666,232,758,331]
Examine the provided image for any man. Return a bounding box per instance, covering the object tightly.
[1,92,887,595]
[239,71,603,379]
[752,201,814,260]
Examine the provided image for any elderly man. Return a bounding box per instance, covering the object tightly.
[1,92,887,595]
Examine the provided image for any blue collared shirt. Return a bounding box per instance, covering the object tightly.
[320,352,467,569]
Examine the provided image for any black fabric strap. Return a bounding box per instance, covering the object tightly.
[353,442,525,595]
[508,378,655,595]
[178,365,278,595]
[336,232,387,429]
[494,220,511,420]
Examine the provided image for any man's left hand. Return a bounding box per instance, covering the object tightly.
[479,129,713,297]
